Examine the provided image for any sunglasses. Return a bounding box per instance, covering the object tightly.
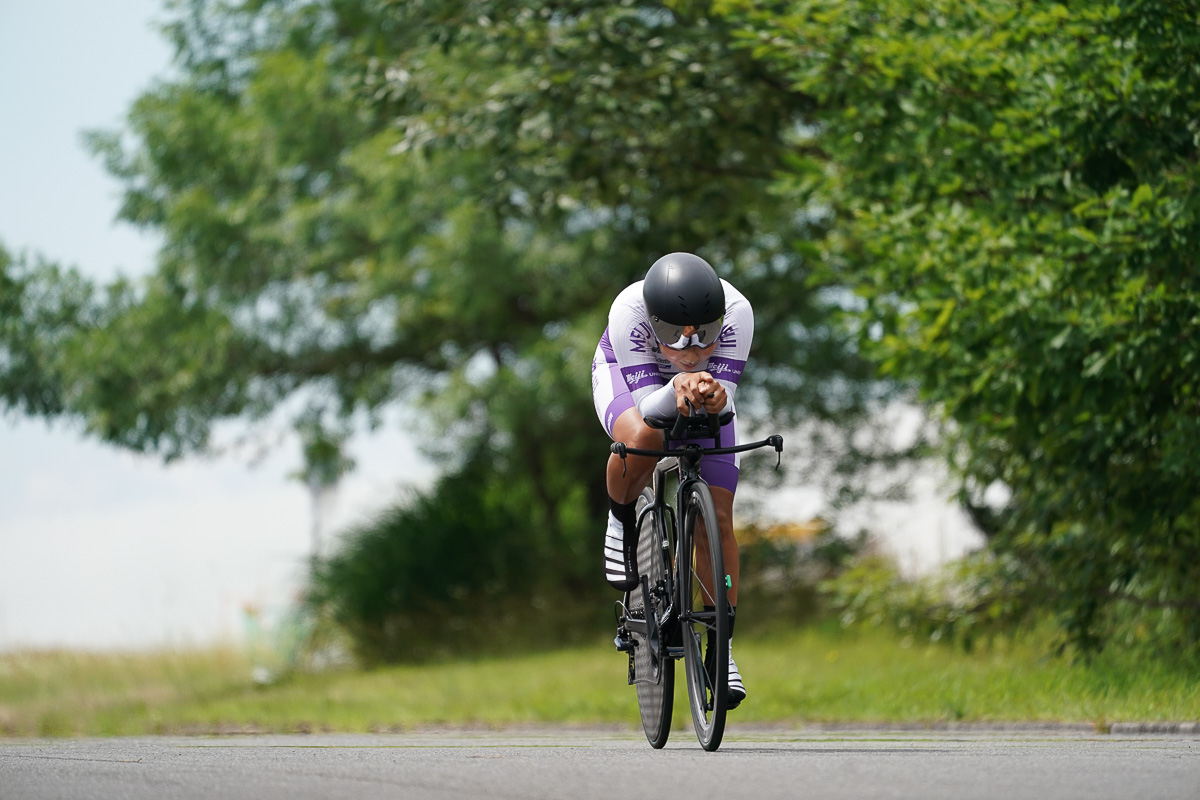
[650,316,724,350]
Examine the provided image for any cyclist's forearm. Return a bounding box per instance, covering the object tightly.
[638,374,738,420]
[637,373,683,420]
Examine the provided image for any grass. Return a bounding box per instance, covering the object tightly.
[2,623,1198,737]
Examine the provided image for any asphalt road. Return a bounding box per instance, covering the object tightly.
[2,729,1197,800]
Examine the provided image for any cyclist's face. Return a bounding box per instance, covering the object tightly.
[660,329,717,371]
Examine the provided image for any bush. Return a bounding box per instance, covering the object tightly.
[735,523,868,636]
[822,551,1037,652]
[305,466,610,664]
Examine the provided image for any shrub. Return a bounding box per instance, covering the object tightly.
[305,466,609,664]
[822,551,1037,652]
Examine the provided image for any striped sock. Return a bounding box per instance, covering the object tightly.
[603,497,639,591]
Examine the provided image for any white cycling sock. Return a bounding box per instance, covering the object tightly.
[603,511,637,590]
[728,638,745,696]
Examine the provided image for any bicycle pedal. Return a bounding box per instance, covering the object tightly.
[614,631,635,653]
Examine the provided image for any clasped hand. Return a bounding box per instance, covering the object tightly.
[673,371,726,415]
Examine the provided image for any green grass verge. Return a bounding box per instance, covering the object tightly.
[3,623,1198,737]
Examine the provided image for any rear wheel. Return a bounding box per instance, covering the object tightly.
[679,481,728,751]
[630,489,674,748]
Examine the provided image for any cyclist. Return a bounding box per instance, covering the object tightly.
[591,251,753,708]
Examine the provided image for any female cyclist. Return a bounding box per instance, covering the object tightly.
[590,251,754,708]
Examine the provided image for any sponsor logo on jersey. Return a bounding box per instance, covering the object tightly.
[621,364,664,392]
[706,357,746,382]
[629,321,655,354]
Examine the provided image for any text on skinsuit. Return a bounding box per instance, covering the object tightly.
[628,322,655,355]
[620,364,665,392]
[705,357,746,382]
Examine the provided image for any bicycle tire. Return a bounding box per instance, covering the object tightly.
[678,481,729,751]
[630,489,674,748]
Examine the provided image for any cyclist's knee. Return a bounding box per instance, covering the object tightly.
[613,408,659,448]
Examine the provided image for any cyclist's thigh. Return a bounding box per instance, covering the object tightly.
[701,454,738,494]
[591,344,636,438]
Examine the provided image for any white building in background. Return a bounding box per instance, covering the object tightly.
[741,403,987,578]
[835,468,986,577]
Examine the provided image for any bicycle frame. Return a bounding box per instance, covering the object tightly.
[614,415,783,667]
[618,457,680,669]
[613,412,783,750]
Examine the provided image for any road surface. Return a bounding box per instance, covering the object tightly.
[2,728,1197,800]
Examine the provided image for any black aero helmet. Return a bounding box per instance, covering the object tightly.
[642,252,726,349]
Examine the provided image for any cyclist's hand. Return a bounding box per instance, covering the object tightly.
[697,376,727,414]
[674,372,723,416]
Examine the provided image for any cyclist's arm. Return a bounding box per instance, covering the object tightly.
[667,371,725,415]
[607,288,673,415]
[639,373,687,421]
[701,282,754,416]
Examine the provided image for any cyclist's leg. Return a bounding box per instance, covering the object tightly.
[593,347,660,589]
[601,409,661,590]
[704,487,738,605]
[691,451,739,605]
[592,345,660,499]
[607,408,660,502]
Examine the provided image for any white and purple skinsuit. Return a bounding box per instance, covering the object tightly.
[590,278,754,493]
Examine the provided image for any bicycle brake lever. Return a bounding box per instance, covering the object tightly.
[768,435,783,470]
[611,442,628,477]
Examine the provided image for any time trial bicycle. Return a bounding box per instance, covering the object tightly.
[610,409,782,751]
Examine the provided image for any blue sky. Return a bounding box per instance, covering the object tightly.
[0,1,432,649]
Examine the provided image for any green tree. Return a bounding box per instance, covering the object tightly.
[732,0,1200,652]
[0,0,883,656]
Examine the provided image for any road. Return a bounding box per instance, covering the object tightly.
[1,729,1197,800]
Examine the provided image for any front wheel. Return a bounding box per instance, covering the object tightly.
[631,489,674,748]
[678,481,729,751]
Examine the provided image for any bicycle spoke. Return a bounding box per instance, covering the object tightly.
[631,488,674,749]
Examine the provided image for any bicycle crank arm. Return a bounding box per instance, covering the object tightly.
[639,575,663,661]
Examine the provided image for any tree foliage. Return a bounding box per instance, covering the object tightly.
[3,0,873,453]
[730,0,1200,651]
[307,463,612,663]
[0,0,878,657]
[8,0,1196,657]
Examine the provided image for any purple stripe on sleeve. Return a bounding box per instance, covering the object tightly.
[706,356,747,384]
[599,327,616,363]
[621,364,665,392]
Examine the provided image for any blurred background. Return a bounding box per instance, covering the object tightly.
[0,0,435,650]
[2,0,1196,673]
